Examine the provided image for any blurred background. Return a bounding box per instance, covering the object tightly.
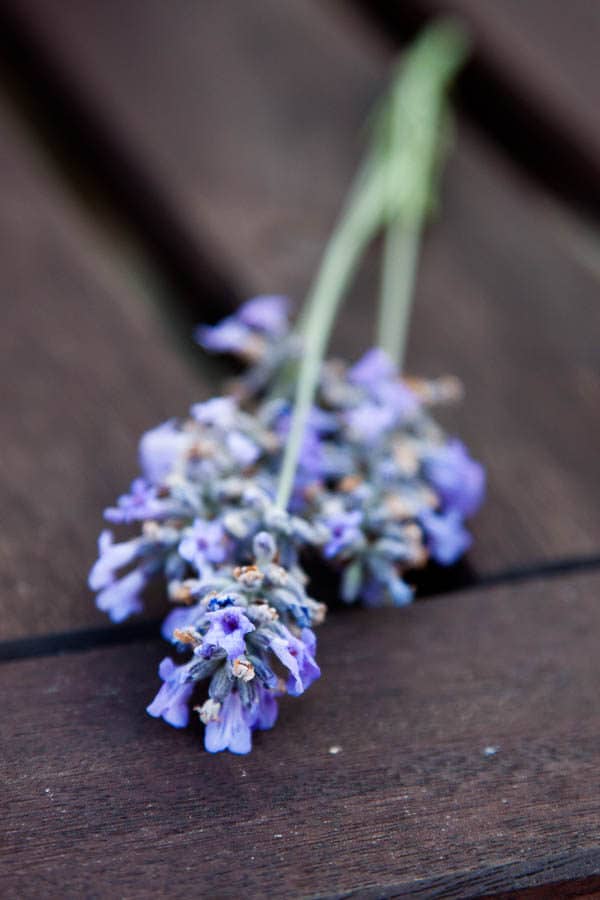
[1,0,599,640]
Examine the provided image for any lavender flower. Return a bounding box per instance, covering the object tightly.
[191,396,237,429]
[146,657,194,728]
[92,303,485,754]
[161,604,198,641]
[104,478,165,524]
[226,431,260,467]
[95,568,147,622]
[88,530,140,591]
[91,20,483,755]
[424,439,485,518]
[196,295,291,364]
[347,347,396,386]
[178,519,227,573]
[372,379,419,420]
[251,682,279,730]
[420,508,472,565]
[343,403,396,445]
[237,295,291,336]
[196,317,251,355]
[202,607,255,660]
[139,420,190,485]
[203,690,253,755]
[322,509,364,559]
[190,396,261,468]
[269,628,320,696]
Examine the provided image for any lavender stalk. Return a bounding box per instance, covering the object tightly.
[377,22,469,369]
[88,21,484,756]
[277,22,468,510]
[274,163,383,511]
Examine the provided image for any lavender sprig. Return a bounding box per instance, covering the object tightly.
[147,531,322,754]
[90,297,484,750]
[89,22,482,753]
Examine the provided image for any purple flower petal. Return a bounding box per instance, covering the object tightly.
[139,420,189,485]
[251,684,279,731]
[237,295,291,336]
[343,403,396,444]
[191,396,237,429]
[104,478,165,524]
[348,348,395,386]
[270,636,303,694]
[323,510,363,558]
[420,509,472,565]
[88,530,140,591]
[196,317,251,354]
[146,657,193,728]
[425,439,486,518]
[372,380,419,420]
[204,691,253,754]
[226,431,260,467]
[269,628,320,697]
[203,607,255,661]
[178,518,227,573]
[161,605,198,641]
[95,568,146,623]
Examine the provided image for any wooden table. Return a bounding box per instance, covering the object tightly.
[1,2,599,896]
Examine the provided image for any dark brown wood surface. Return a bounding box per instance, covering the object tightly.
[4,571,600,898]
[1,0,599,581]
[0,94,214,639]
[362,0,600,216]
[1,2,600,897]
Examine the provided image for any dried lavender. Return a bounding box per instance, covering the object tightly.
[89,22,482,753]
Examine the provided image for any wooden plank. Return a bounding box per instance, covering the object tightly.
[361,0,600,216]
[2,0,600,576]
[3,570,600,897]
[0,94,215,640]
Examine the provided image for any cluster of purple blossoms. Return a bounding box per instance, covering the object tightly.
[148,530,323,753]
[90,294,484,753]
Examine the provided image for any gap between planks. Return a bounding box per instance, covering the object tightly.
[5,569,600,898]
[3,553,600,665]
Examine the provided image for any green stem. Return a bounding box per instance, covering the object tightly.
[376,21,468,370]
[274,164,382,510]
[275,21,468,511]
[377,220,420,369]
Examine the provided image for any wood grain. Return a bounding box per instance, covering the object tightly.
[361,0,600,216]
[0,95,216,640]
[3,570,600,897]
[1,0,599,577]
